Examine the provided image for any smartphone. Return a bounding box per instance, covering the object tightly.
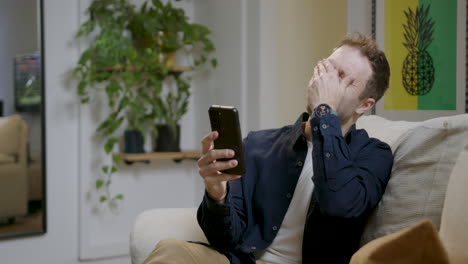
[208,105,246,175]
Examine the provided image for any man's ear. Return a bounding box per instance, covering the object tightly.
[356,97,375,115]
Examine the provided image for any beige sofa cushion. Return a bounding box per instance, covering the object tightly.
[0,153,15,163]
[0,115,22,156]
[130,208,208,264]
[351,220,449,264]
[360,114,468,245]
[356,115,420,150]
[439,145,468,264]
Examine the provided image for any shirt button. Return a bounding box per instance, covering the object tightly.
[322,124,328,129]
[272,226,278,231]
[286,193,292,199]
[296,160,303,167]
[325,152,331,158]
[251,246,256,250]
[313,126,318,132]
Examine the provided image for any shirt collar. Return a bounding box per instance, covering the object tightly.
[289,112,310,150]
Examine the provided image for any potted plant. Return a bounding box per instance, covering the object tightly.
[73,0,216,205]
[129,0,217,151]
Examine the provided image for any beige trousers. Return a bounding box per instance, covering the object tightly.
[143,239,264,264]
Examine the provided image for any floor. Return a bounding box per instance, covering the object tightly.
[0,202,44,238]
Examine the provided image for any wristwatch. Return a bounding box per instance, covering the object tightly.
[314,104,337,118]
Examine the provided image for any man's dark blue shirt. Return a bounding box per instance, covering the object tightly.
[197,113,393,264]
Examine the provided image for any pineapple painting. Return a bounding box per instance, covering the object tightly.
[384,0,456,111]
[401,4,435,96]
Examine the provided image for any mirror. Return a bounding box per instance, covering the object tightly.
[0,0,46,239]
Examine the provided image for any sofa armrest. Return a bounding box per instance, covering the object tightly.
[130,207,208,264]
[439,146,468,263]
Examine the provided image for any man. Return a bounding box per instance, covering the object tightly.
[144,33,393,264]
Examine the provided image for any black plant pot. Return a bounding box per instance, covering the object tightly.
[154,124,180,152]
[124,129,145,153]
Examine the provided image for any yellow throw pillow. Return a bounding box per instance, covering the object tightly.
[351,220,449,264]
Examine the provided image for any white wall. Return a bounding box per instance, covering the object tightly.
[192,0,246,135]
[192,0,348,132]
[274,0,347,126]
[347,0,372,35]
[254,0,348,129]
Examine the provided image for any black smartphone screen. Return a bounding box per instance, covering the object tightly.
[208,105,246,175]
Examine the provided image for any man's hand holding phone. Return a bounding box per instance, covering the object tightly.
[197,131,242,203]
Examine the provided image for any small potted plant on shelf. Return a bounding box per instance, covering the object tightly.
[73,0,216,205]
[129,0,217,152]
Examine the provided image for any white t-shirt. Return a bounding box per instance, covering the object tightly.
[255,142,314,264]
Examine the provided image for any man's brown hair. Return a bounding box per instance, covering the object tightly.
[339,33,390,102]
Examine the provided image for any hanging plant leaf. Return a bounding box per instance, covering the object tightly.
[96,179,104,189]
[112,154,122,164]
[211,58,217,68]
[104,137,119,154]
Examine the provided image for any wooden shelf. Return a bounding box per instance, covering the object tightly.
[116,151,201,164]
[171,66,193,73]
[103,65,193,73]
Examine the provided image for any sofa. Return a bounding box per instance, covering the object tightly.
[0,115,28,221]
[130,114,468,264]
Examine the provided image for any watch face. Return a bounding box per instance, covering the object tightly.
[315,104,331,118]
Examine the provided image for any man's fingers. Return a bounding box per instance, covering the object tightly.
[309,66,319,87]
[321,59,329,73]
[204,173,242,184]
[207,149,235,162]
[318,60,326,75]
[199,159,238,176]
[323,59,337,75]
[198,149,235,168]
[201,131,218,154]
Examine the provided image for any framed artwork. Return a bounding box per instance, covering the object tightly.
[372,0,467,118]
[14,53,42,112]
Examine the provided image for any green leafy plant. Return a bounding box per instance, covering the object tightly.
[73,0,216,205]
[129,0,217,132]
